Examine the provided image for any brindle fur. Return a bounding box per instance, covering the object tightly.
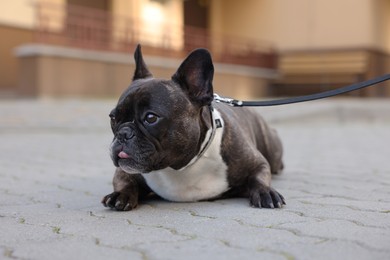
[102,45,285,210]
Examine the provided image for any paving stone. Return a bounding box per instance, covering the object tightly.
[1,99,390,260]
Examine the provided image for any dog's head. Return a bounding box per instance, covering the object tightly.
[110,45,215,173]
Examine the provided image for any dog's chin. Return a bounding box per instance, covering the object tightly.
[118,160,149,174]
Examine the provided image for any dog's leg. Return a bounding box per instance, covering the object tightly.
[247,163,285,208]
[102,168,151,211]
[267,128,284,175]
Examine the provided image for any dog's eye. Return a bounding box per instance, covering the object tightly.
[109,113,116,129]
[144,113,159,124]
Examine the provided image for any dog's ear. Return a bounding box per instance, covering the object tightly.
[172,49,214,106]
[133,44,153,80]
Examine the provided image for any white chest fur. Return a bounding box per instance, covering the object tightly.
[142,109,229,202]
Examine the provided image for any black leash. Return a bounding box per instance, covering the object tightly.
[214,74,390,107]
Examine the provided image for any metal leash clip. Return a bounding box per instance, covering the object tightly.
[213,94,243,107]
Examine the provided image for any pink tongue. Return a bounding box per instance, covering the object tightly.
[118,151,130,159]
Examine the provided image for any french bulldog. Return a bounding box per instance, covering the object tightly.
[102,44,285,211]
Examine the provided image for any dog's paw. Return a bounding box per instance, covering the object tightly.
[249,187,286,209]
[101,191,138,211]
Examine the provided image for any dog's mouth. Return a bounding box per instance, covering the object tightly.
[114,150,152,174]
[110,142,130,164]
[111,142,165,174]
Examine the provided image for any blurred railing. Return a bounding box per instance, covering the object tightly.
[34,2,277,69]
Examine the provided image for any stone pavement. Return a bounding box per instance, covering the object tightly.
[0,98,390,260]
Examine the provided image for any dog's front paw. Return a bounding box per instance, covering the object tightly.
[249,187,286,209]
[101,191,138,211]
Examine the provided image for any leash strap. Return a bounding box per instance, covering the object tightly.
[214,74,390,107]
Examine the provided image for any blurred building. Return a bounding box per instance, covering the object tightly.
[0,0,389,98]
[211,0,390,97]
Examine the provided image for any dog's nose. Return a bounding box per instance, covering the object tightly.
[117,127,134,143]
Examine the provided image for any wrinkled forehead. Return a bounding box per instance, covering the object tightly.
[115,79,184,113]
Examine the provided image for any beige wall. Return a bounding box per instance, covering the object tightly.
[0,0,66,29]
[209,0,390,96]
[0,25,33,91]
[0,0,35,29]
[138,0,183,49]
[2,0,389,97]
[2,0,389,53]
[16,45,270,99]
[376,0,390,53]
[111,0,184,50]
[210,0,390,52]
[0,0,184,48]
